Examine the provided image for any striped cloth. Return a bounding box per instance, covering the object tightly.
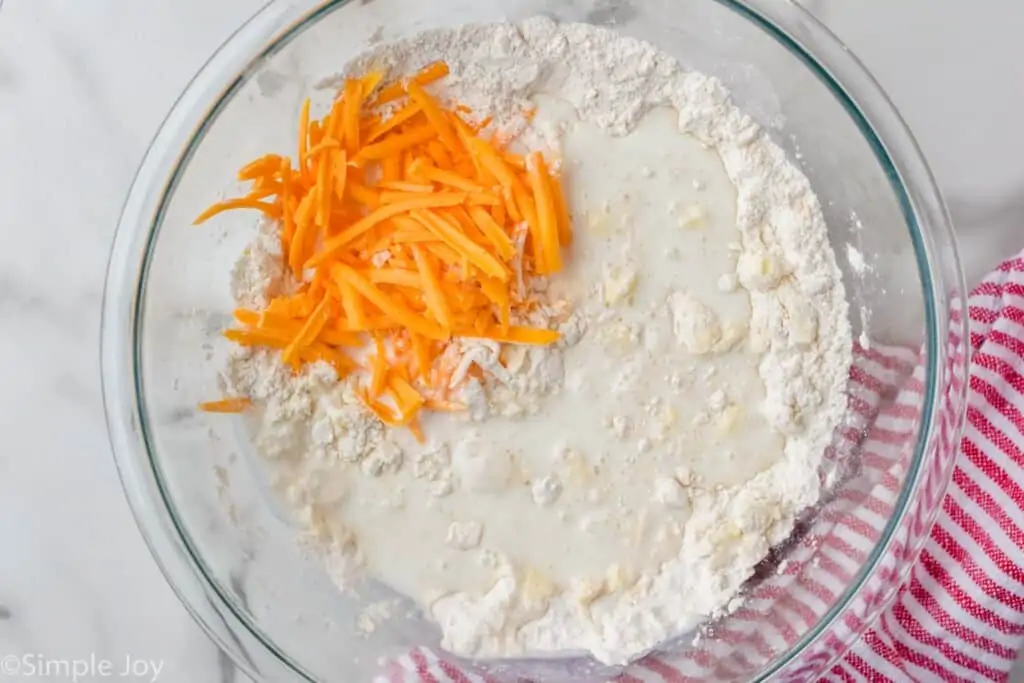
[826,255,1024,683]
[377,254,1024,682]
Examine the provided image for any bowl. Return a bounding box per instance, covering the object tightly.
[101,0,969,681]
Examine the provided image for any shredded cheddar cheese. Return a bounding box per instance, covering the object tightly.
[198,398,253,414]
[195,62,574,434]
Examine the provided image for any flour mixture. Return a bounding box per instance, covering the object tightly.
[205,18,852,666]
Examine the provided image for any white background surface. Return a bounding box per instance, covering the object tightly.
[1,0,1023,681]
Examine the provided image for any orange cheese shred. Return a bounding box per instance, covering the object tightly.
[381,154,403,183]
[347,181,381,208]
[357,390,404,426]
[354,125,437,163]
[316,150,334,229]
[342,79,363,156]
[468,206,516,261]
[418,164,484,192]
[471,326,561,346]
[526,152,563,274]
[468,137,518,191]
[411,244,454,331]
[425,140,455,170]
[232,309,360,348]
[377,181,435,193]
[238,155,283,181]
[550,171,574,246]
[298,98,311,171]
[513,183,544,271]
[305,138,341,159]
[388,374,425,417]
[333,150,349,202]
[193,198,280,225]
[374,61,451,105]
[332,264,449,341]
[467,192,502,207]
[367,268,423,288]
[366,101,423,143]
[288,189,317,275]
[406,82,461,153]
[282,295,331,365]
[412,210,509,282]
[336,274,367,331]
[308,192,468,267]
[199,398,252,414]
[410,332,432,381]
[370,335,388,398]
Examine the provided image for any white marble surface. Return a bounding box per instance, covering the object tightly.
[1,1,1022,681]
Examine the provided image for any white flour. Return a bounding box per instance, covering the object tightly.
[224,18,851,666]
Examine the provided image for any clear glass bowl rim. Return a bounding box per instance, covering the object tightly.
[100,0,970,680]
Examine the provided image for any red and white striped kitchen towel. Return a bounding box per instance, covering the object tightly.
[378,253,1024,683]
[823,254,1024,682]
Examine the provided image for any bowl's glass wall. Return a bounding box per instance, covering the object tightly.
[105,0,966,681]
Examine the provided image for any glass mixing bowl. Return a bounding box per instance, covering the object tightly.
[101,0,969,680]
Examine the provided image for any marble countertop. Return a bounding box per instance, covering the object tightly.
[2,1,1022,681]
